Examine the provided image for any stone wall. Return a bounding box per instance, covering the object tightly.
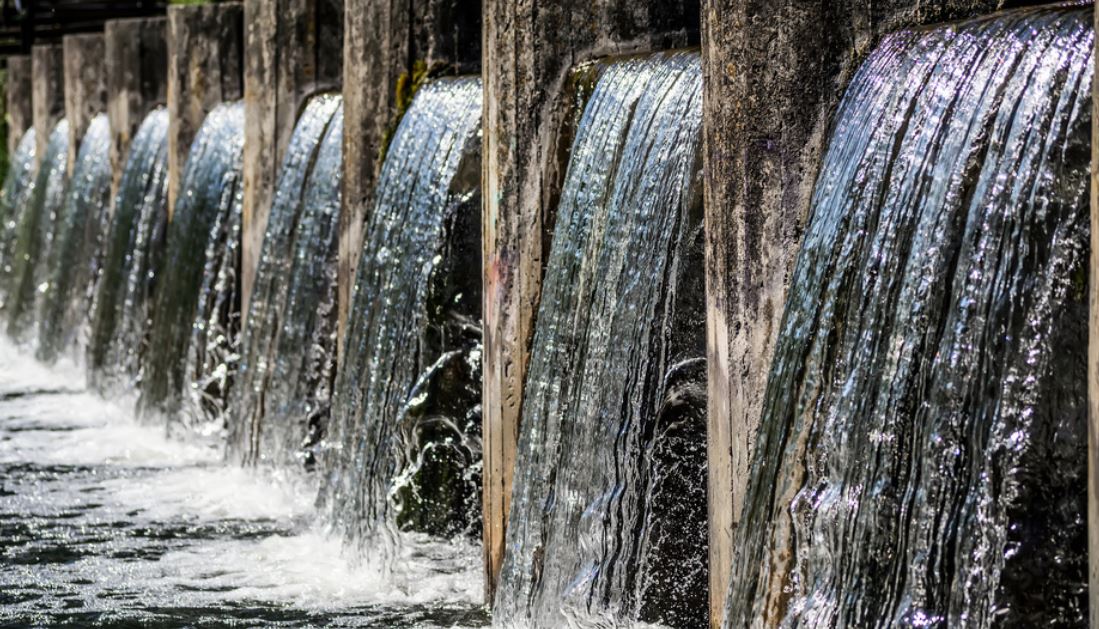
[105,17,169,202]
[62,33,107,177]
[166,1,244,218]
[31,44,64,170]
[241,0,343,319]
[480,0,699,603]
[701,1,1052,625]
[6,56,31,159]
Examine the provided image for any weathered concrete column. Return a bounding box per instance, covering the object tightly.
[166,1,244,218]
[481,0,698,604]
[31,43,64,170]
[700,1,1042,626]
[241,0,343,318]
[1089,4,1099,628]
[105,17,168,201]
[6,56,32,158]
[339,0,480,337]
[62,33,107,177]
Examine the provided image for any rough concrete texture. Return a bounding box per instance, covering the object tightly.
[63,33,107,177]
[166,1,244,218]
[242,0,342,319]
[31,44,64,170]
[105,17,168,202]
[701,1,1052,626]
[1090,5,1098,628]
[339,0,481,343]
[6,56,32,159]
[481,0,699,604]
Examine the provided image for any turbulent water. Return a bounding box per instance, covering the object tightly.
[86,108,170,395]
[0,128,37,305]
[139,103,244,431]
[321,78,484,545]
[4,120,70,342]
[229,93,343,468]
[495,52,707,629]
[724,7,1091,628]
[0,337,489,628]
[36,114,114,364]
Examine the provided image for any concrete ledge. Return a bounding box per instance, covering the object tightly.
[6,56,31,159]
[31,44,64,170]
[105,17,168,202]
[63,33,107,177]
[241,0,342,319]
[166,1,244,218]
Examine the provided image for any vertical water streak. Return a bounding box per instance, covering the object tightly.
[724,7,1091,627]
[495,51,707,629]
[4,120,70,343]
[0,128,38,307]
[228,94,342,467]
[86,108,170,395]
[139,102,244,431]
[37,114,113,363]
[321,77,484,544]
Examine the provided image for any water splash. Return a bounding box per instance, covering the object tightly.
[229,93,342,468]
[86,108,170,395]
[36,114,113,364]
[139,102,244,433]
[320,77,484,547]
[4,120,69,342]
[495,51,707,629]
[724,7,1091,627]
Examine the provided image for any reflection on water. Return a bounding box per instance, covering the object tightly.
[0,337,488,628]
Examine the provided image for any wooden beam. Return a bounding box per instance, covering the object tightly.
[62,32,105,176]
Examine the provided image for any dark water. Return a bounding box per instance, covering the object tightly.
[724,6,1091,628]
[36,114,113,364]
[0,128,37,310]
[4,120,69,343]
[0,338,489,628]
[229,93,342,468]
[139,103,244,432]
[86,108,170,395]
[320,77,484,546]
[495,51,707,629]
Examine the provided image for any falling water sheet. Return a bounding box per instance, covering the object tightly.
[724,5,1091,627]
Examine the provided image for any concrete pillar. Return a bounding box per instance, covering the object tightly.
[63,33,107,177]
[481,0,698,604]
[105,17,168,202]
[6,56,31,159]
[241,0,343,319]
[700,1,1039,626]
[338,0,480,346]
[1090,5,1098,628]
[166,1,244,219]
[31,44,64,170]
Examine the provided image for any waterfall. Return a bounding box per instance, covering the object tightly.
[4,120,70,342]
[495,51,707,629]
[36,114,113,364]
[321,77,483,543]
[0,128,37,303]
[139,103,244,431]
[724,7,1091,627]
[229,94,342,467]
[86,108,170,395]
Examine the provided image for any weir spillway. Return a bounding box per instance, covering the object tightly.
[0,1,1096,628]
